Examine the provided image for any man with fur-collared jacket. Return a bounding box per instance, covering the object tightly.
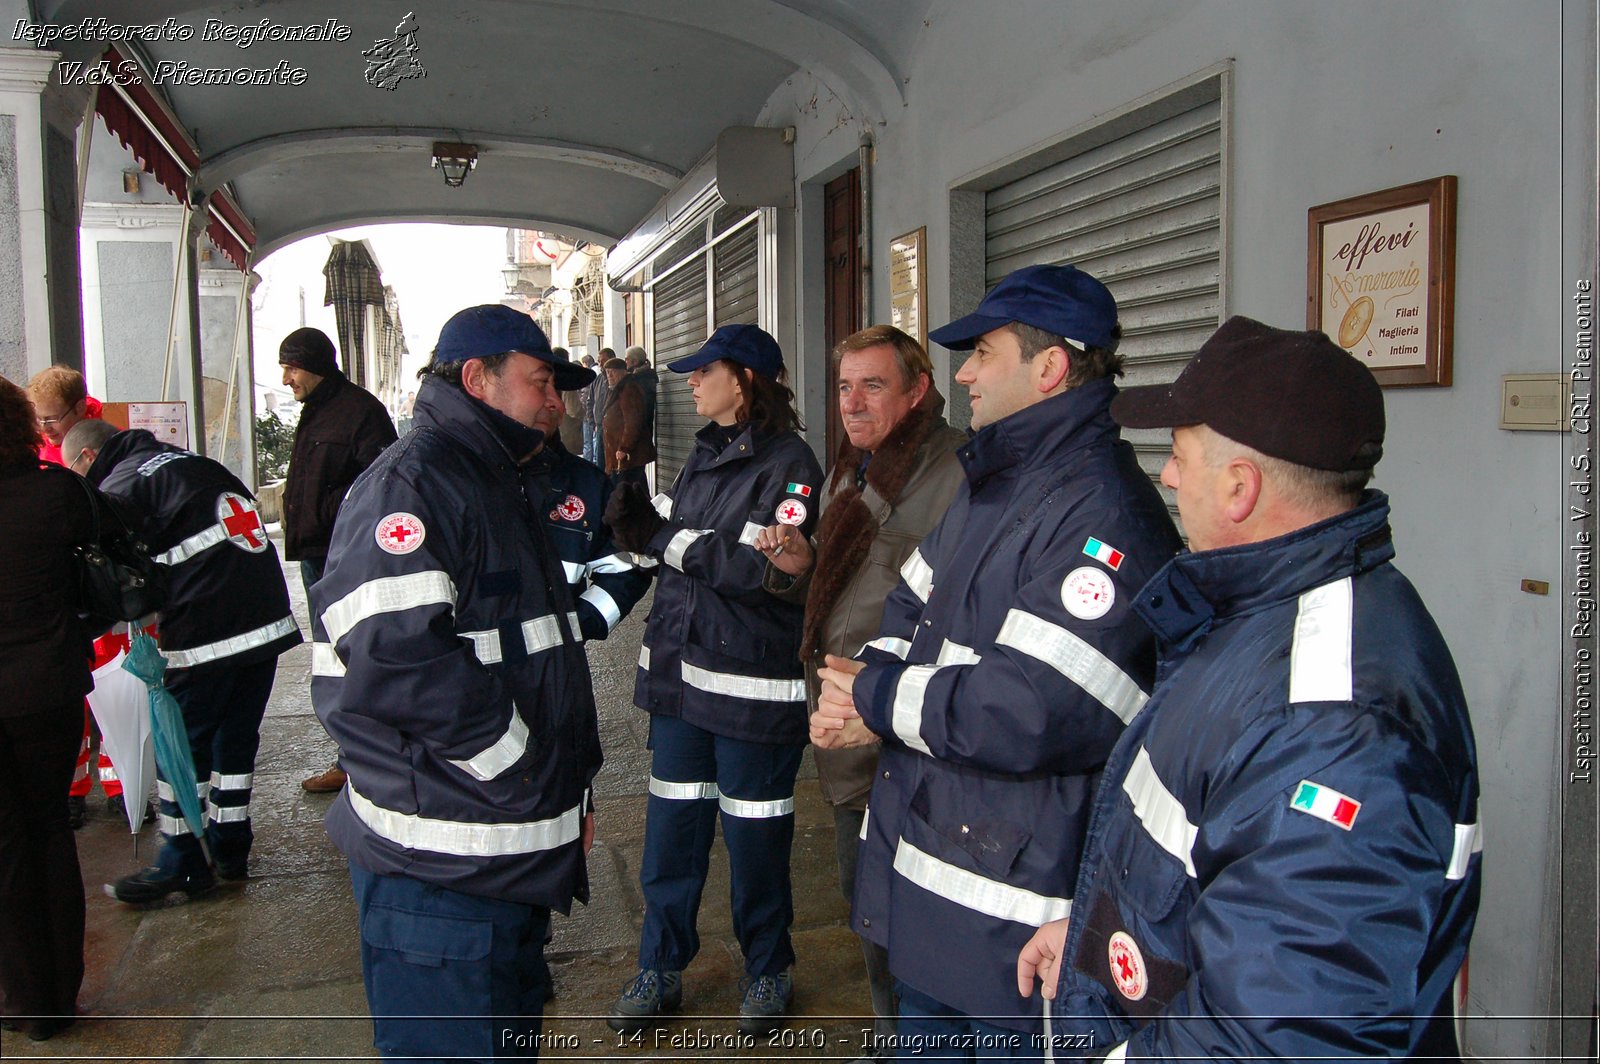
[309,305,602,1061]
[812,266,1183,1054]
[1016,318,1481,1062]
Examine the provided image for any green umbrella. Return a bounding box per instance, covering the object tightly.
[122,631,211,866]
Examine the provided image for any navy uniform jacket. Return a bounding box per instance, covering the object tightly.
[88,429,300,669]
[634,421,823,745]
[850,379,1182,1032]
[1056,493,1481,1061]
[310,377,602,909]
[530,438,651,642]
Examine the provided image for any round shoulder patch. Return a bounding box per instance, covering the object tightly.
[555,494,586,522]
[375,512,426,555]
[1062,565,1115,620]
[216,492,268,553]
[1107,931,1148,1001]
[775,498,808,526]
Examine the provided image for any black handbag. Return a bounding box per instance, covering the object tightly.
[70,472,168,627]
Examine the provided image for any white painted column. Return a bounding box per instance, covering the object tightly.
[0,48,59,383]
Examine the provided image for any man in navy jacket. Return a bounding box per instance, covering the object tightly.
[310,305,604,1060]
[813,265,1182,1054]
[1017,317,1481,1061]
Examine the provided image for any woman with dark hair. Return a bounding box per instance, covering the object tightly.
[0,374,96,1040]
[604,324,822,1035]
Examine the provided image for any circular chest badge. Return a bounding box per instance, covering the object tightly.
[1107,931,1148,1001]
[775,499,808,526]
[1062,565,1116,620]
[375,512,426,555]
[216,492,268,553]
[555,494,586,521]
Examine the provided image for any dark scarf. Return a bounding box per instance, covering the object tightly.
[800,391,946,660]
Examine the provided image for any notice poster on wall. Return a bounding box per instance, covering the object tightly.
[890,226,926,348]
[129,402,189,449]
[1307,176,1456,387]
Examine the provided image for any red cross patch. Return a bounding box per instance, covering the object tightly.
[375,512,426,555]
[554,494,586,522]
[1107,931,1148,1001]
[216,493,267,553]
[775,499,808,527]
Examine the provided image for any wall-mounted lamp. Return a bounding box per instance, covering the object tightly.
[431,141,478,187]
[122,168,142,194]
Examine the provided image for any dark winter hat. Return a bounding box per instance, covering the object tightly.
[278,327,339,377]
[434,304,594,389]
[667,323,784,379]
[929,263,1119,352]
[1111,315,1385,472]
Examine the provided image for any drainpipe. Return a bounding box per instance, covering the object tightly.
[858,132,873,329]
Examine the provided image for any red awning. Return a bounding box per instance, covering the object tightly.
[92,47,255,271]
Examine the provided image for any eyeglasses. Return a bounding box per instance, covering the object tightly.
[36,412,70,427]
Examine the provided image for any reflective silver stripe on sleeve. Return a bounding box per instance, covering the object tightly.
[346,783,582,856]
[446,708,530,782]
[1122,745,1199,878]
[586,552,638,575]
[580,585,623,631]
[1446,821,1483,881]
[995,609,1149,724]
[1289,577,1354,703]
[681,661,806,703]
[208,804,249,823]
[663,528,712,571]
[718,794,796,818]
[639,645,650,669]
[153,523,227,565]
[892,837,1072,926]
[864,636,911,660]
[460,612,582,664]
[561,560,586,583]
[901,549,934,603]
[738,521,764,547]
[890,664,942,755]
[209,771,253,791]
[312,642,345,677]
[648,777,719,800]
[651,492,673,518]
[1104,1042,1129,1062]
[936,639,981,666]
[321,570,457,645]
[164,615,299,669]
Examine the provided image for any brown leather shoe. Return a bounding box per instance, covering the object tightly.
[301,765,347,793]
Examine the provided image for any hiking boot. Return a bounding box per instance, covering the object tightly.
[106,793,124,817]
[301,765,347,793]
[67,795,87,830]
[112,864,216,904]
[737,969,793,1035]
[215,858,249,882]
[607,968,682,1033]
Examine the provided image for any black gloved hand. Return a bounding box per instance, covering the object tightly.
[605,480,666,553]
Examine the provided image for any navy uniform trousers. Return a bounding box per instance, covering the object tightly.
[638,713,805,977]
[155,658,276,874]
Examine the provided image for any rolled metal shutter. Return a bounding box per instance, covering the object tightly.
[651,258,709,486]
[984,96,1223,519]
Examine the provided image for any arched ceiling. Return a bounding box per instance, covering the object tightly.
[38,0,927,256]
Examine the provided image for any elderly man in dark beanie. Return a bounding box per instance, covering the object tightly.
[278,326,397,794]
[1017,317,1481,1062]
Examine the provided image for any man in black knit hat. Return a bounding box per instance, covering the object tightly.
[278,327,397,793]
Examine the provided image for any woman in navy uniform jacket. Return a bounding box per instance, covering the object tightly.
[605,324,822,1035]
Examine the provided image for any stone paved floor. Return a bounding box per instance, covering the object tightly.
[4,538,883,1062]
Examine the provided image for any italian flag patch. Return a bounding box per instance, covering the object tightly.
[1290,780,1361,830]
[1083,537,1125,571]
[785,482,812,497]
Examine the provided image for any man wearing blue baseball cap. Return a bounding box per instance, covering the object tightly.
[811,265,1183,1055]
[309,304,610,1059]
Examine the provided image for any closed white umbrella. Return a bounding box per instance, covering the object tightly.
[86,649,155,835]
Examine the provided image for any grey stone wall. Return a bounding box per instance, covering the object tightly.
[97,241,174,401]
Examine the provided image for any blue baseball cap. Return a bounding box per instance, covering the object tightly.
[928,264,1119,351]
[434,304,595,389]
[666,323,784,379]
